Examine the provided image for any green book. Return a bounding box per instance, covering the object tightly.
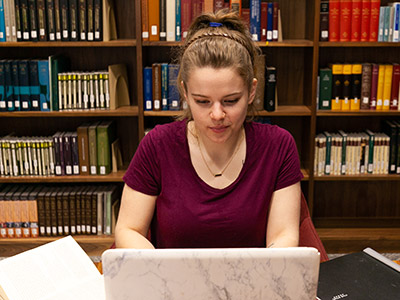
[338,130,348,175]
[88,121,100,175]
[323,131,332,175]
[319,68,332,110]
[96,121,115,175]
[365,129,375,174]
[382,120,398,174]
[48,55,69,111]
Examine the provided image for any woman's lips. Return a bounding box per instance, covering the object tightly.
[209,126,228,133]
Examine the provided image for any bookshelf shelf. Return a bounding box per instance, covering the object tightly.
[316,110,400,117]
[319,41,400,48]
[0,170,126,183]
[0,235,115,257]
[0,39,137,48]
[314,174,400,181]
[0,106,139,117]
[301,168,309,181]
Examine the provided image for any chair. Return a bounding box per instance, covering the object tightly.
[299,193,329,262]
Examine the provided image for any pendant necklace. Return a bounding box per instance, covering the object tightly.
[190,125,245,178]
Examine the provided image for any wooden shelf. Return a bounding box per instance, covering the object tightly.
[301,169,309,181]
[314,174,400,181]
[317,228,400,253]
[143,39,313,47]
[0,39,137,47]
[320,41,400,47]
[317,110,400,116]
[144,106,312,117]
[0,235,114,257]
[0,106,139,117]
[0,170,126,183]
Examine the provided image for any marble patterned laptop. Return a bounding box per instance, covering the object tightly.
[102,247,320,300]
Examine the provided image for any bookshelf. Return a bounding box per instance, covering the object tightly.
[1,0,399,256]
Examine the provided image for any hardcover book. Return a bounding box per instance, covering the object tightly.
[351,0,362,41]
[141,0,148,40]
[37,0,47,41]
[88,121,100,175]
[28,60,40,111]
[168,64,180,110]
[391,63,400,110]
[149,0,160,41]
[28,0,38,41]
[319,68,332,110]
[331,64,343,110]
[143,66,152,111]
[46,0,56,41]
[329,0,340,41]
[69,0,79,41]
[360,63,372,110]
[96,120,116,175]
[264,66,277,112]
[77,123,90,175]
[320,0,329,41]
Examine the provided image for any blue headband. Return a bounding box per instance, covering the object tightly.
[209,22,222,27]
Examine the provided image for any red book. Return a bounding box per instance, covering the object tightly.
[370,64,379,110]
[351,0,362,41]
[390,64,400,110]
[241,8,250,29]
[181,0,192,40]
[340,0,352,41]
[260,2,268,41]
[360,0,370,41]
[329,0,340,41]
[192,0,203,20]
[272,2,279,41]
[369,0,381,41]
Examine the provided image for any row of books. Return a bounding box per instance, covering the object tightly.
[142,0,281,42]
[320,1,400,42]
[318,63,400,111]
[0,184,121,238]
[57,71,110,111]
[0,0,105,42]
[0,121,117,177]
[315,122,400,176]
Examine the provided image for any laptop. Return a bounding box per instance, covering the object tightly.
[102,247,320,300]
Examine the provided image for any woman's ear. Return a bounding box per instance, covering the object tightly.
[248,78,258,104]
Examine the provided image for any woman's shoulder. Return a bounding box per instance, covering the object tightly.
[246,121,292,141]
[144,120,187,145]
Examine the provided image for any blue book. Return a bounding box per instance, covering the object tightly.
[18,60,31,111]
[175,0,181,41]
[4,61,14,111]
[250,0,261,41]
[0,0,5,42]
[143,67,153,111]
[168,64,180,111]
[378,6,385,42]
[393,4,400,42]
[267,2,273,41]
[11,61,21,111]
[161,63,169,110]
[38,60,50,111]
[383,6,391,42]
[0,60,5,111]
[28,60,41,111]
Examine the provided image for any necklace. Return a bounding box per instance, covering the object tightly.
[189,124,245,177]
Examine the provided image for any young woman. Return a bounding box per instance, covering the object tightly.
[115,10,302,249]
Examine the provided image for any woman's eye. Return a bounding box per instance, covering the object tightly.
[223,99,239,105]
[195,100,209,104]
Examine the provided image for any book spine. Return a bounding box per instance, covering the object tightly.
[376,64,385,110]
[383,120,397,173]
[28,60,40,111]
[180,0,191,39]
[241,0,250,29]
[93,0,102,41]
[230,0,241,15]
[28,195,39,237]
[9,0,17,41]
[37,0,47,41]
[77,126,89,175]
[4,0,11,41]
[319,68,332,110]
[87,0,94,40]
[382,64,393,110]
[264,66,276,112]
[69,191,76,234]
[78,0,86,40]
[46,0,55,41]
[60,0,69,40]
[166,0,175,41]
[361,0,371,41]
[253,54,265,111]
[143,67,153,111]
[0,61,5,111]
[62,191,69,234]
[141,0,149,40]
[383,5,391,42]
[48,138,55,175]
[351,0,362,41]
[71,132,79,175]
[378,6,385,41]
[69,0,79,41]
[339,0,352,41]
[369,63,379,109]
[11,61,21,111]
[329,0,340,41]
[91,191,97,234]
[369,0,381,41]
[331,64,343,110]
[391,64,400,110]
[360,63,372,110]
[160,0,166,41]
[161,63,169,110]
[4,61,14,111]
[168,64,180,110]
[96,191,103,235]
[64,133,72,175]
[350,64,362,111]
[54,0,61,40]
[15,0,22,41]
[260,1,267,41]
[152,63,161,111]
[96,124,113,175]
[393,3,400,42]
[149,0,160,41]
[38,60,50,111]
[88,124,97,175]
[0,0,6,42]
[266,2,273,41]
[249,0,260,41]
[175,0,181,41]
[20,0,30,40]
[28,0,38,40]
[320,0,329,41]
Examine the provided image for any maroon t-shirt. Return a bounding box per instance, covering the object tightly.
[123,120,303,248]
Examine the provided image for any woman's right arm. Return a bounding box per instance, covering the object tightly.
[114,184,157,249]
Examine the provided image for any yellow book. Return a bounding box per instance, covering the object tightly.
[342,64,352,111]
[382,64,393,111]
[350,64,362,110]
[376,64,385,110]
[330,64,343,110]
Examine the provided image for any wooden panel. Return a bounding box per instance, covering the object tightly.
[279,0,307,39]
[114,0,136,39]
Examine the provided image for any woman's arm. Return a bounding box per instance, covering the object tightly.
[266,182,301,248]
[114,184,157,249]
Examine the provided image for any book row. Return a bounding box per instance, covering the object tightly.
[0,121,117,177]
[320,0,400,42]
[0,0,104,42]
[144,58,278,112]
[318,63,400,111]
[314,121,400,176]
[142,0,281,42]
[0,184,121,238]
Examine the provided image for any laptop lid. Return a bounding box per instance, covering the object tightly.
[102,247,320,300]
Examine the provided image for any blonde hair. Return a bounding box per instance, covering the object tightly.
[176,9,261,121]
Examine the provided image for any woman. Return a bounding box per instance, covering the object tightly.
[115,10,302,249]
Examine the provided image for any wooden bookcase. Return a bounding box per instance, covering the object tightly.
[1,0,399,257]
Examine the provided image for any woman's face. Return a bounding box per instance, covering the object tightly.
[183,67,257,144]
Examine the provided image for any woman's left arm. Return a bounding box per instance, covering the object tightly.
[266,182,301,248]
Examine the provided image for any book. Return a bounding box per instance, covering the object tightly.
[88,121,100,175]
[319,68,332,110]
[28,60,40,111]
[331,64,343,111]
[0,236,105,300]
[87,0,94,40]
[360,63,372,110]
[8,0,17,41]
[149,0,160,41]
[4,61,14,111]
[272,2,279,41]
[350,64,362,110]
[180,0,191,39]
[318,248,400,300]
[37,0,47,41]
[152,63,161,111]
[351,0,362,41]
[141,0,148,40]
[230,0,241,15]
[266,2,273,41]
[369,63,379,109]
[260,0,267,41]
[78,0,87,40]
[93,0,102,40]
[320,0,329,41]
[376,64,385,110]
[77,123,90,175]
[0,0,6,42]
[264,66,277,112]
[329,0,340,41]
[382,64,393,110]
[383,120,398,174]
[360,0,371,41]
[28,0,38,41]
[159,0,166,41]
[166,0,175,41]
[253,54,266,111]
[168,63,180,110]
[369,0,381,41]
[250,0,260,41]
[391,63,400,110]
[60,0,69,41]
[175,0,181,41]
[46,0,56,41]
[143,66,152,111]
[69,0,79,41]
[378,6,385,41]
[20,0,30,41]
[161,63,169,110]
[38,60,50,111]
[11,61,21,111]
[96,120,115,175]
[342,64,352,110]
[0,61,5,111]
